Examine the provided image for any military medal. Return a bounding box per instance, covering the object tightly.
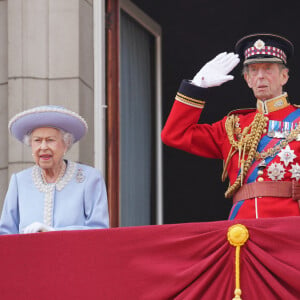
[278,145,296,167]
[268,120,296,138]
[258,160,267,169]
[290,163,300,181]
[257,160,266,176]
[267,162,285,181]
[283,121,291,137]
[296,123,300,141]
[267,120,279,138]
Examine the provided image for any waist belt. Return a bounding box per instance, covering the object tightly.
[233,181,300,204]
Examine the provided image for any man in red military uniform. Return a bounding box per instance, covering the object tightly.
[161,33,300,220]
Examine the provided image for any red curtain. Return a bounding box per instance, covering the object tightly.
[0,217,299,299]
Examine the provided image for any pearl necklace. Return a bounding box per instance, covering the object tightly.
[32,160,77,226]
[41,161,67,184]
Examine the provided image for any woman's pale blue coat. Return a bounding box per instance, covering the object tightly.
[0,160,109,234]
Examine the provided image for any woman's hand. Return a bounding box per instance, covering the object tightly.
[22,222,54,233]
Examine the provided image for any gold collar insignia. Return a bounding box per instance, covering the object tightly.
[257,93,289,114]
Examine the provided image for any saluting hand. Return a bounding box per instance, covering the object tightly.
[192,52,240,88]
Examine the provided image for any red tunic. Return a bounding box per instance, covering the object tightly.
[161,80,300,219]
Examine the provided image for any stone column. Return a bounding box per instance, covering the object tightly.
[0,0,8,209]
[3,0,94,206]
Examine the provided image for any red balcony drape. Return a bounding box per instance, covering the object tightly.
[0,217,299,299]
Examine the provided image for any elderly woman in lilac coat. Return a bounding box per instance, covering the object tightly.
[0,105,109,234]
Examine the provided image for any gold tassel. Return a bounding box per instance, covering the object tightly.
[222,147,237,182]
[227,224,249,300]
[240,143,247,186]
[238,143,242,168]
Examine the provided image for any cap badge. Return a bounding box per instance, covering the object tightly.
[254,39,265,50]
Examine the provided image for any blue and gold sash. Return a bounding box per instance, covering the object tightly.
[245,108,300,183]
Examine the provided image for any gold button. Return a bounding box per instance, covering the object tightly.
[265,116,269,121]
[257,177,264,182]
[227,224,249,246]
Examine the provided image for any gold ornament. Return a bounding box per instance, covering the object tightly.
[227,224,249,246]
[224,113,268,198]
[255,124,300,160]
[228,224,249,300]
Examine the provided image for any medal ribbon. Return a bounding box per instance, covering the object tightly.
[245,108,300,183]
[229,108,300,220]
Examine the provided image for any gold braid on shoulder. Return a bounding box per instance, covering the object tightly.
[223,113,268,198]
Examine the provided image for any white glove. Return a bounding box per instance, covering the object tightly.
[22,222,54,233]
[192,52,240,88]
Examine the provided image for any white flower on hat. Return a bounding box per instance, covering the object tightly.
[254,39,265,50]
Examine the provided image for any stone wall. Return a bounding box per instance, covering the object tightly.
[0,0,94,209]
[0,0,8,210]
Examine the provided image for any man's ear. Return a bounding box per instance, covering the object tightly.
[280,68,289,86]
[244,73,252,88]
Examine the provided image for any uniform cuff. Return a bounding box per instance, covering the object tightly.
[176,80,208,108]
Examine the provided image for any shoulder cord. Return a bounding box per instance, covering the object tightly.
[223,113,268,198]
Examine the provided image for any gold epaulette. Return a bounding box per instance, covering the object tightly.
[227,108,256,116]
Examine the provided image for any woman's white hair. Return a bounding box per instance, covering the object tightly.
[23,128,75,151]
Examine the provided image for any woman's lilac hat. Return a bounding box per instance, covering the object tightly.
[8,105,88,143]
